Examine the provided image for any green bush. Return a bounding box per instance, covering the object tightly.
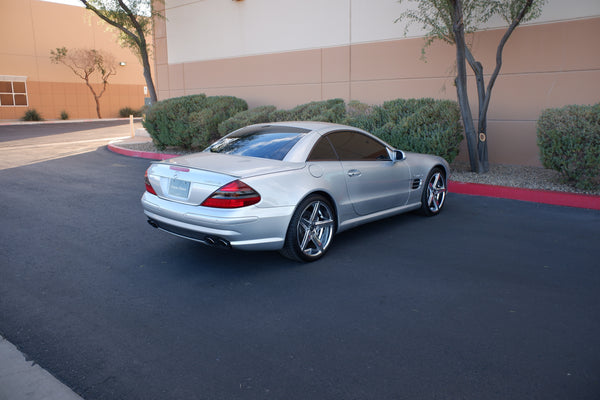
[22,109,43,121]
[119,107,142,118]
[275,98,347,123]
[346,100,373,118]
[60,110,69,120]
[537,104,600,190]
[218,99,348,135]
[143,94,248,150]
[345,98,463,163]
[218,105,277,135]
[153,95,462,161]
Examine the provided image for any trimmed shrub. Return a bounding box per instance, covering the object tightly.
[537,104,600,190]
[143,94,248,150]
[188,95,248,147]
[155,95,462,161]
[276,98,347,123]
[218,105,277,135]
[346,100,373,118]
[345,98,463,163]
[60,110,69,120]
[218,99,347,134]
[119,107,142,118]
[22,109,43,121]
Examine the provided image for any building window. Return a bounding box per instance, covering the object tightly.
[0,76,28,107]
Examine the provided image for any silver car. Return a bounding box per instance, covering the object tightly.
[142,121,449,261]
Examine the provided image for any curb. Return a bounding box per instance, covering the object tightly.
[448,181,600,211]
[107,142,600,211]
[107,142,179,161]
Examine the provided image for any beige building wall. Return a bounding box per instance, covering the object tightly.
[0,0,146,120]
[154,0,600,166]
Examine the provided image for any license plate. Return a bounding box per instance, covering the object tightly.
[169,178,191,198]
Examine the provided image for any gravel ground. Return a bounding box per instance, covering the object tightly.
[119,141,600,196]
[449,161,600,195]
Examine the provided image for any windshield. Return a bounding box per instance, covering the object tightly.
[206,126,310,161]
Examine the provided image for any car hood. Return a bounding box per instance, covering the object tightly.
[165,152,305,178]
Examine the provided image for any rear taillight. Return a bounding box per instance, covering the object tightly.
[201,180,261,208]
[145,170,157,195]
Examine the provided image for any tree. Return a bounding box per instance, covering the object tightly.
[50,47,116,119]
[78,0,162,104]
[397,0,545,173]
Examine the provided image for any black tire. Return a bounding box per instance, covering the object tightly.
[420,167,447,216]
[280,194,336,262]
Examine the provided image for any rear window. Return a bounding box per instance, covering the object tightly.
[206,126,310,161]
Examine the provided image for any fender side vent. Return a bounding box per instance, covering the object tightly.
[412,178,422,190]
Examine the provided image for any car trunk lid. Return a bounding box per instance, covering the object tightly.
[147,153,304,206]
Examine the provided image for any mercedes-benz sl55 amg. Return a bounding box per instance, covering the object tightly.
[142,121,449,262]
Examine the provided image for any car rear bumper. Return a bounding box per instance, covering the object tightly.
[141,192,295,251]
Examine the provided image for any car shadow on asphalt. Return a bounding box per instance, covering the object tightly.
[140,197,465,277]
[152,210,429,275]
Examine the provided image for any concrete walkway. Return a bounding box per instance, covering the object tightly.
[0,336,83,400]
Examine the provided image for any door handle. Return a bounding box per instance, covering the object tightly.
[347,169,361,177]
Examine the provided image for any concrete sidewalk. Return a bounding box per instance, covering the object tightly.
[0,335,83,400]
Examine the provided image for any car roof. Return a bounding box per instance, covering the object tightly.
[246,121,352,132]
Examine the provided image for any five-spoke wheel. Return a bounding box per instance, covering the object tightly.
[421,167,447,216]
[280,195,335,262]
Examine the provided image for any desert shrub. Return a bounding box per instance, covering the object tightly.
[537,104,600,190]
[151,95,462,161]
[22,109,43,121]
[188,96,248,146]
[138,105,150,117]
[346,100,373,118]
[143,94,248,150]
[143,94,207,149]
[345,98,463,163]
[218,99,346,135]
[60,110,69,120]
[277,98,347,123]
[218,105,277,135]
[119,107,142,118]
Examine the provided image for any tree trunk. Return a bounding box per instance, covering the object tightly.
[461,0,535,173]
[94,96,102,119]
[465,48,489,172]
[84,80,102,119]
[451,0,481,173]
[477,108,489,172]
[140,46,157,104]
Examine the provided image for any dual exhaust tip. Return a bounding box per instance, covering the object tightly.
[147,219,231,249]
[203,236,231,249]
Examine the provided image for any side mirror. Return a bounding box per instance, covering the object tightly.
[394,150,406,162]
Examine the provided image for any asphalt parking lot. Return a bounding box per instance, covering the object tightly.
[1,122,599,400]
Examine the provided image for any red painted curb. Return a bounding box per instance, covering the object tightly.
[107,143,600,210]
[449,180,600,210]
[107,143,179,161]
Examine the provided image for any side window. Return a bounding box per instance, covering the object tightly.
[307,136,338,161]
[327,131,390,161]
